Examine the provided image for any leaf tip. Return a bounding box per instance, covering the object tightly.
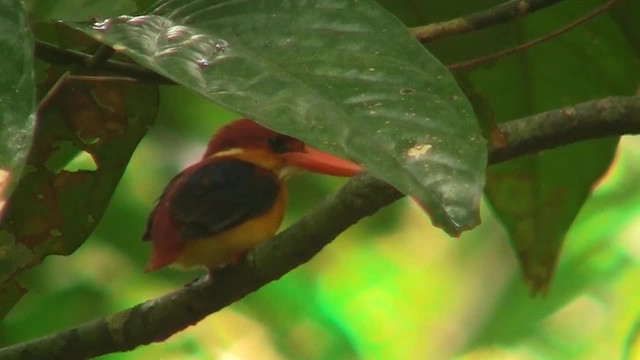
[411,193,482,237]
[518,254,558,297]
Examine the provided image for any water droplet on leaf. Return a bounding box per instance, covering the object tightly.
[92,19,112,31]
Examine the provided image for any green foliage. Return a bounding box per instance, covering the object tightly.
[0,0,36,209]
[380,0,640,292]
[1,0,640,359]
[479,0,638,293]
[0,0,36,318]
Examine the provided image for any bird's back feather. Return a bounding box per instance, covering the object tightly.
[144,157,284,271]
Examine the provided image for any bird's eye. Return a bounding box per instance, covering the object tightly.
[267,136,289,153]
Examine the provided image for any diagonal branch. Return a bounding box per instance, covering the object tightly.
[1,96,639,360]
[409,0,565,43]
[34,40,171,83]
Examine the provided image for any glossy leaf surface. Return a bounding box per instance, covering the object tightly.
[73,0,487,235]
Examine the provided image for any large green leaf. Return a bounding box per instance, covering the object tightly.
[0,0,36,315]
[0,0,36,218]
[71,0,487,236]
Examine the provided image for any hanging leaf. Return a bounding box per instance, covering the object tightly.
[480,0,637,293]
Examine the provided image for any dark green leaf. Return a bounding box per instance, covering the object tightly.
[379,0,640,292]
[0,0,36,217]
[71,0,487,236]
[480,0,638,292]
[612,0,640,55]
[0,0,36,313]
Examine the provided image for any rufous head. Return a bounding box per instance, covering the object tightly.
[204,119,361,177]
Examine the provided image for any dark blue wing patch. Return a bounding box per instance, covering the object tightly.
[168,158,280,240]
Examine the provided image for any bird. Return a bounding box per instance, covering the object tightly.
[143,119,362,273]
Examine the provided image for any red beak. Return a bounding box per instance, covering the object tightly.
[283,146,362,177]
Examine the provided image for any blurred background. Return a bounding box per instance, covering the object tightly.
[2,86,640,359]
[3,0,640,358]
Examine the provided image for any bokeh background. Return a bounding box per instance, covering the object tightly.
[2,86,640,359]
[3,0,640,358]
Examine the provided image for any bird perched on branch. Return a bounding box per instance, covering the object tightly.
[143,119,362,273]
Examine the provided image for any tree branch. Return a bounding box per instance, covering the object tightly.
[1,96,639,360]
[409,0,564,43]
[489,97,640,163]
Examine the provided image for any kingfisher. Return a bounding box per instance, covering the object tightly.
[143,119,362,273]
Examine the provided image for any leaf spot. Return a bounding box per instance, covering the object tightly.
[407,144,432,158]
[50,229,62,237]
[215,41,228,53]
[400,88,415,95]
[113,44,128,52]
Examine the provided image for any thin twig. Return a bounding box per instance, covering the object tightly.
[35,71,70,114]
[84,44,115,69]
[64,74,142,83]
[34,51,145,118]
[1,96,639,360]
[447,0,618,71]
[33,40,172,83]
[410,0,565,43]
